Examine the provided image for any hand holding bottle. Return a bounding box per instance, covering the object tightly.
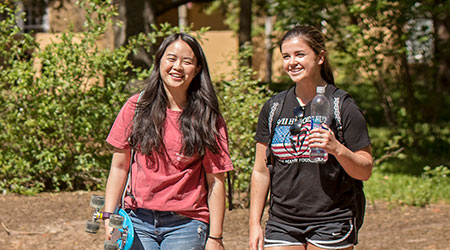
[309,86,330,162]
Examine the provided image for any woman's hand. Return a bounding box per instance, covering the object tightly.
[205,238,225,250]
[249,224,264,250]
[104,218,112,240]
[308,124,341,155]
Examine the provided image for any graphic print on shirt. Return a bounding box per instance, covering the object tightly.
[271,116,312,163]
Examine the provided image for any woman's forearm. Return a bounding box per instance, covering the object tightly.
[104,148,131,213]
[206,172,226,238]
[249,143,271,227]
[334,144,373,181]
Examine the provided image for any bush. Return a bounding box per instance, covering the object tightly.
[0,1,137,194]
[215,45,271,206]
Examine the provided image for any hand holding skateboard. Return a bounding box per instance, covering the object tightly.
[86,195,134,250]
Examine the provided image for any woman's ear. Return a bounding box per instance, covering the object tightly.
[318,50,326,65]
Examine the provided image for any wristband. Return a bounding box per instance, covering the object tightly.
[208,235,223,240]
[102,212,113,219]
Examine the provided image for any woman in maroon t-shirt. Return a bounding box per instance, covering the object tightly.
[104,33,233,250]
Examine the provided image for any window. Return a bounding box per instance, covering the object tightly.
[17,0,49,33]
[406,18,434,64]
[406,2,434,64]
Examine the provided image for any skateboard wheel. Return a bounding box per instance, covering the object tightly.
[104,240,118,250]
[90,195,105,209]
[109,214,124,229]
[86,220,100,233]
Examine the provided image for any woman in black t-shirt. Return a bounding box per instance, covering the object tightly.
[249,25,373,250]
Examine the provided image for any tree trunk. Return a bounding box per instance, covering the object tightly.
[430,0,450,122]
[239,0,252,67]
[264,15,273,83]
[113,0,155,68]
[433,2,450,93]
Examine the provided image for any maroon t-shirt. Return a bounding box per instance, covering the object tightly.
[107,94,233,223]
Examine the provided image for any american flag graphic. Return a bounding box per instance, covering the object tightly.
[271,123,311,162]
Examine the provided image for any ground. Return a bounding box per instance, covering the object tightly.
[0,191,449,250]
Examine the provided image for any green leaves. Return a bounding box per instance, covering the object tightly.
[0,1,142,194]
[215,45,271,204]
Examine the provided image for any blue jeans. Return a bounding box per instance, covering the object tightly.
[129,208,208,250]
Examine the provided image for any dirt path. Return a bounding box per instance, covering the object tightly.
[0,191,449,250]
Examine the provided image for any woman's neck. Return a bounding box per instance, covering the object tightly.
[165,87,188,111]
[294,78,328,106]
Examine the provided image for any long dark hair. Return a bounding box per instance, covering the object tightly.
[129,33,221,157]
[279,25,335,85]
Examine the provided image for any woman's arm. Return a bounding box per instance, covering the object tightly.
[333,142,373,181]
[103,147,131,239]
[205,172,226,250]
[249,142,271,250]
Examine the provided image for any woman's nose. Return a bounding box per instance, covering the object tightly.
[173,60,182,70]
[288,57,297,66]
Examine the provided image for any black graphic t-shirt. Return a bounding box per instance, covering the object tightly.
[255,85,371,226]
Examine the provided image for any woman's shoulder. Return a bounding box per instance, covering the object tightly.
[115,93,141,116]
[128,92,141,102]
[123,92,141,108]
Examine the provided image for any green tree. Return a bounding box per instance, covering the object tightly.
[266,0,450,127]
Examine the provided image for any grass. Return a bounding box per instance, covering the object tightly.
[364,168,450,206]
[365,124,450,206]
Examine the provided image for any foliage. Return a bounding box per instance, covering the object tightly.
[0,1,191,194]
[2,0,449,209]
[0,0,132,194]
[370,124,450,172]
[207,0,266,36]
[215,44,270,205]
[0,0,243,195]
[367,125,450,206]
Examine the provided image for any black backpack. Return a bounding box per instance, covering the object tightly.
[265,86,366,230]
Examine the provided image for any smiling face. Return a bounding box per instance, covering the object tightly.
[159,39,200,94]
[281,36,324,84]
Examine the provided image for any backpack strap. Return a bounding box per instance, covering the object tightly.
[265,87,293,165]
[330,88,351,144]
[330,88,366,231]
[121,91,145,208]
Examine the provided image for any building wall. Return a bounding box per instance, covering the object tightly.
[35,1,282,83]
[199,31,238,80]
[157,3,228,31]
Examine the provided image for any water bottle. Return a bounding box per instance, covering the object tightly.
[309,86,330,162]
